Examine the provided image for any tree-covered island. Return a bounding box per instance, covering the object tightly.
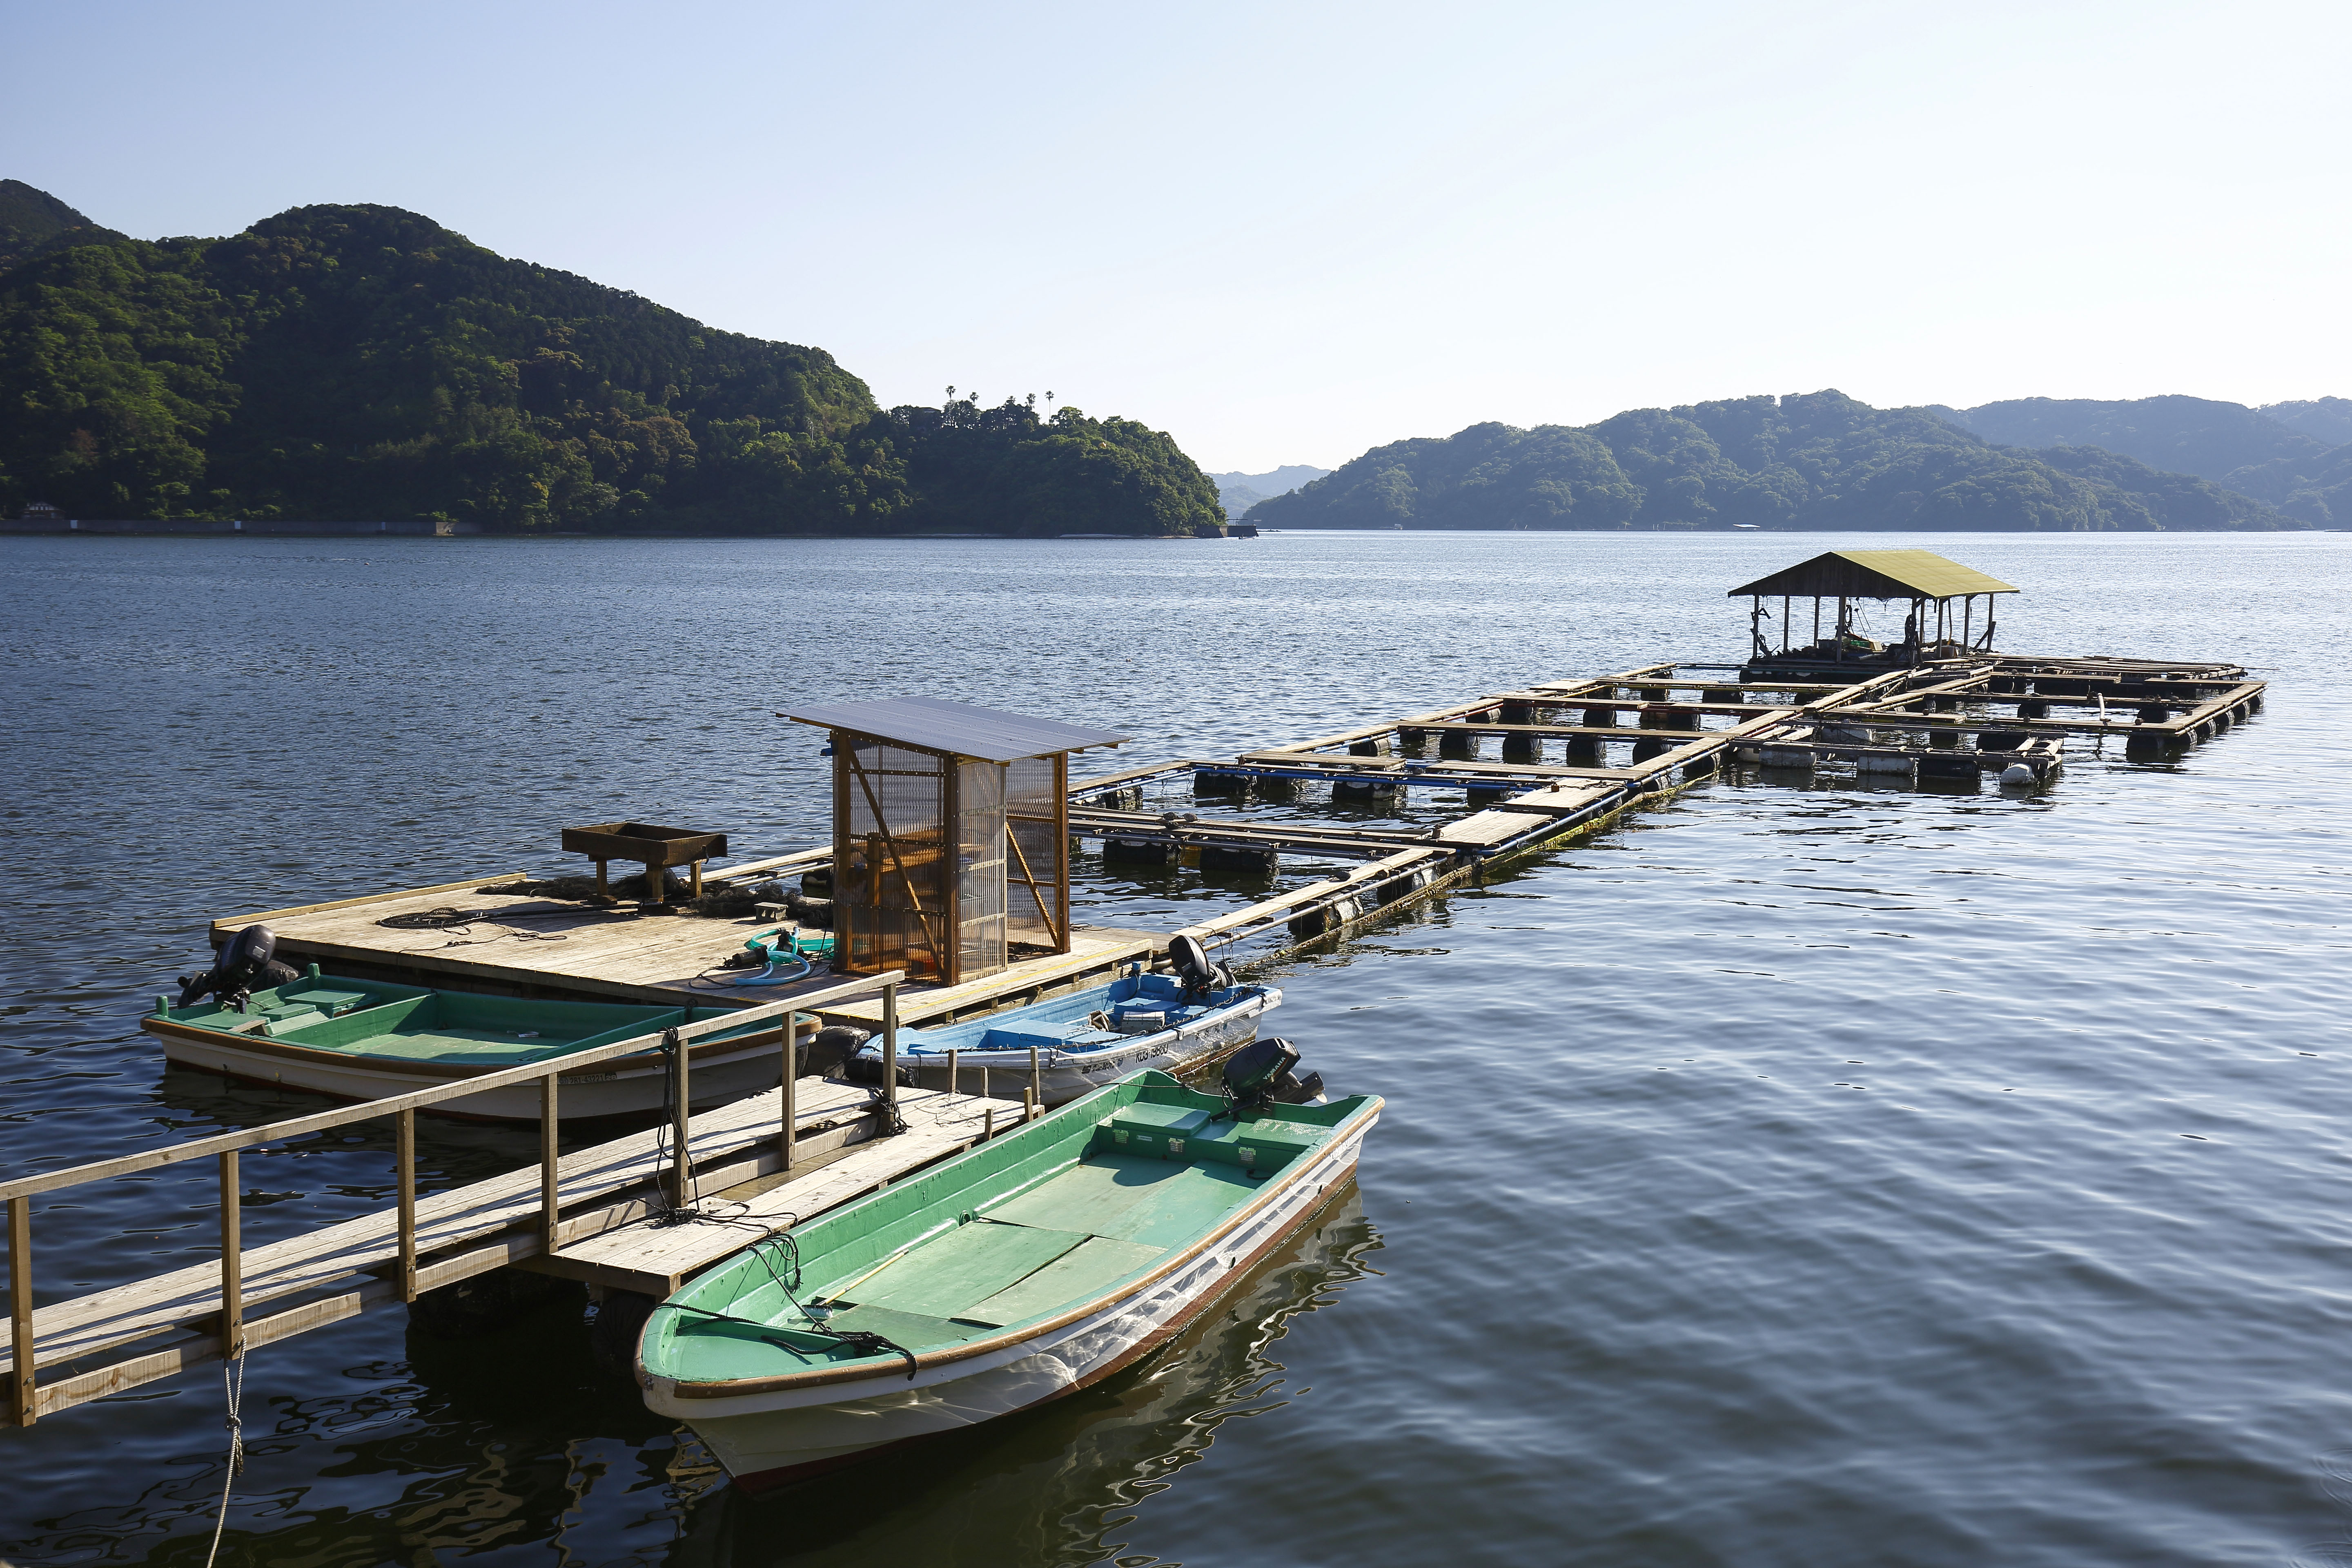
[0,198,1225,536]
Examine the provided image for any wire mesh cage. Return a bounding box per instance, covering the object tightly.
[831,741,1074,985]
[796,697,1120,989]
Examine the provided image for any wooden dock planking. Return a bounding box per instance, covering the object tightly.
[2,1078,1006,1419]
[536,1090,1005,1297]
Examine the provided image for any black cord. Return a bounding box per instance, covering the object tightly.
[655,1232,920,1381]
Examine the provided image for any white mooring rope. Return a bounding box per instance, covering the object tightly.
[202,1350,246,1568]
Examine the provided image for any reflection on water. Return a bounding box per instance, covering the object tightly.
[678,1188,1379,1568]
[2,1189,1376,1568]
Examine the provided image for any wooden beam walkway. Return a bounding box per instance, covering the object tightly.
[1,975,1025,1426]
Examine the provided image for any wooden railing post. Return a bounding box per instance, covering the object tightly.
[539,1074,560,1257]
[668,1028,692,1208]
[9,1196,33,1426]
[882,980,899,1120]
[219,1151,244,1359]
[395,1110,417,1302]
[779,1017,798,1173]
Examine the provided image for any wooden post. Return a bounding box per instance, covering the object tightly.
[948,1047,959,1096]
[1029,1042,1042,1107]
[668,1028,692,1207]
[690,860,704,899]
[394,1111,416,1302]
[594,859,609,899]
[1024,1085,1037,1123]
[983,1104,995,1142]
[1054,751,1071,954]
[8,1196,33,1426]
[1781,594,1791,655]
[779,1018,798,1174]
[539,1074,560,1257]
[220,1150,245,1355]
[882,980,900,1120]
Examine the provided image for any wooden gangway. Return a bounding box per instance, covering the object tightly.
[1,971,1029,1427]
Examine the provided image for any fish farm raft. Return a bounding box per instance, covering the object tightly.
[2,550,2265,1437]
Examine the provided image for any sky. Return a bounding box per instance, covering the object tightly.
[8,0,2347,472]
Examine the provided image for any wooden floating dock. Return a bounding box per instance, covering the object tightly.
[4,620,2268,1429]
[1,977,1035,1424]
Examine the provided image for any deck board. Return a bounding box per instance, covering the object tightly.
[2,1078,910,1381]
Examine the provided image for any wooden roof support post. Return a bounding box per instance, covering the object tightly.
[1056,753,1071,954]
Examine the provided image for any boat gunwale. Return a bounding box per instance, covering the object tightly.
[653,1088,1382,1400]
[855,984,1278,1064]
[140,1013,789,1080]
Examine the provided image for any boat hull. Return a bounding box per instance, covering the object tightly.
[856,987,1280,1106]
[639,1112,1372,1488]
[149,1023,784,1121]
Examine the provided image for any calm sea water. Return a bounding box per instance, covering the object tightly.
[2,530,2348,1567]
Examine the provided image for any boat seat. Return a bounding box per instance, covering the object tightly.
[280,987,375,1017]
[1094,1103,1325,1174]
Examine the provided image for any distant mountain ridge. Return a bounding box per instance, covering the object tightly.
[1253,391,2291,533]
[1938,394,2352,526]
[0,184,1222,534]
[2257,397,2352,448]
[1209,463,1330,518]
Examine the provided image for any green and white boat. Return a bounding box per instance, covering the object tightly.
[144,965,788,1121]
[636,1047,1378,1490]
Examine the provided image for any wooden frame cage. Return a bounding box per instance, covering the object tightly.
[787,698,1128,988]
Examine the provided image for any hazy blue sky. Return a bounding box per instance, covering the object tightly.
[9,0,2344,470]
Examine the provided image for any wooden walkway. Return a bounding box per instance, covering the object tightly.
[2,1071,1006,1423]
[214,868,1159,1023]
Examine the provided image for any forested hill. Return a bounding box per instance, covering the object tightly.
[1939,395,2352,527]
[1252,392,2294,532]
[0,180,125,274]
[0,194,1223,535]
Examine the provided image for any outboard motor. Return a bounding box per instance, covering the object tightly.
[1220,1036,1325,1113]
[802,1025,870,1080]
[176,924,300,1012]
[1166,934,1234,1001]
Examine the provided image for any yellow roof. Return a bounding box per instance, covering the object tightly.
[1727,550,2020,600]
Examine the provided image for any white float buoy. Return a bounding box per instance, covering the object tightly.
[2000,763,2035,786]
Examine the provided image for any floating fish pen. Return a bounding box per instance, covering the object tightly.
[1734,549,2018,675]
[2,554,2266,1436]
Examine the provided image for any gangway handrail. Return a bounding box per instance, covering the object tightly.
[4,969,902,1426]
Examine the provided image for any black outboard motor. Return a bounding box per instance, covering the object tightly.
[176,924,300,1012]
[802,1025,870,1079]
[1166,934,1234,1002]
[1220,1036,1325,1114]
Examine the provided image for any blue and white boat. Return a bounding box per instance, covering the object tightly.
[848,958,1278,1107]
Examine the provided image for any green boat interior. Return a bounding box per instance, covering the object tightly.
[147,967,762,1067]
[644,1074,1376,1387]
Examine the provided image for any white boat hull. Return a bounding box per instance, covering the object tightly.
[867,987,1280,1105]
[639,1111,1372,1489]
[155,1031,784,1120]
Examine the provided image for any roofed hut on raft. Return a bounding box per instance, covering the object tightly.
[784,696,1129,987]
[1731,550,2019,676]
